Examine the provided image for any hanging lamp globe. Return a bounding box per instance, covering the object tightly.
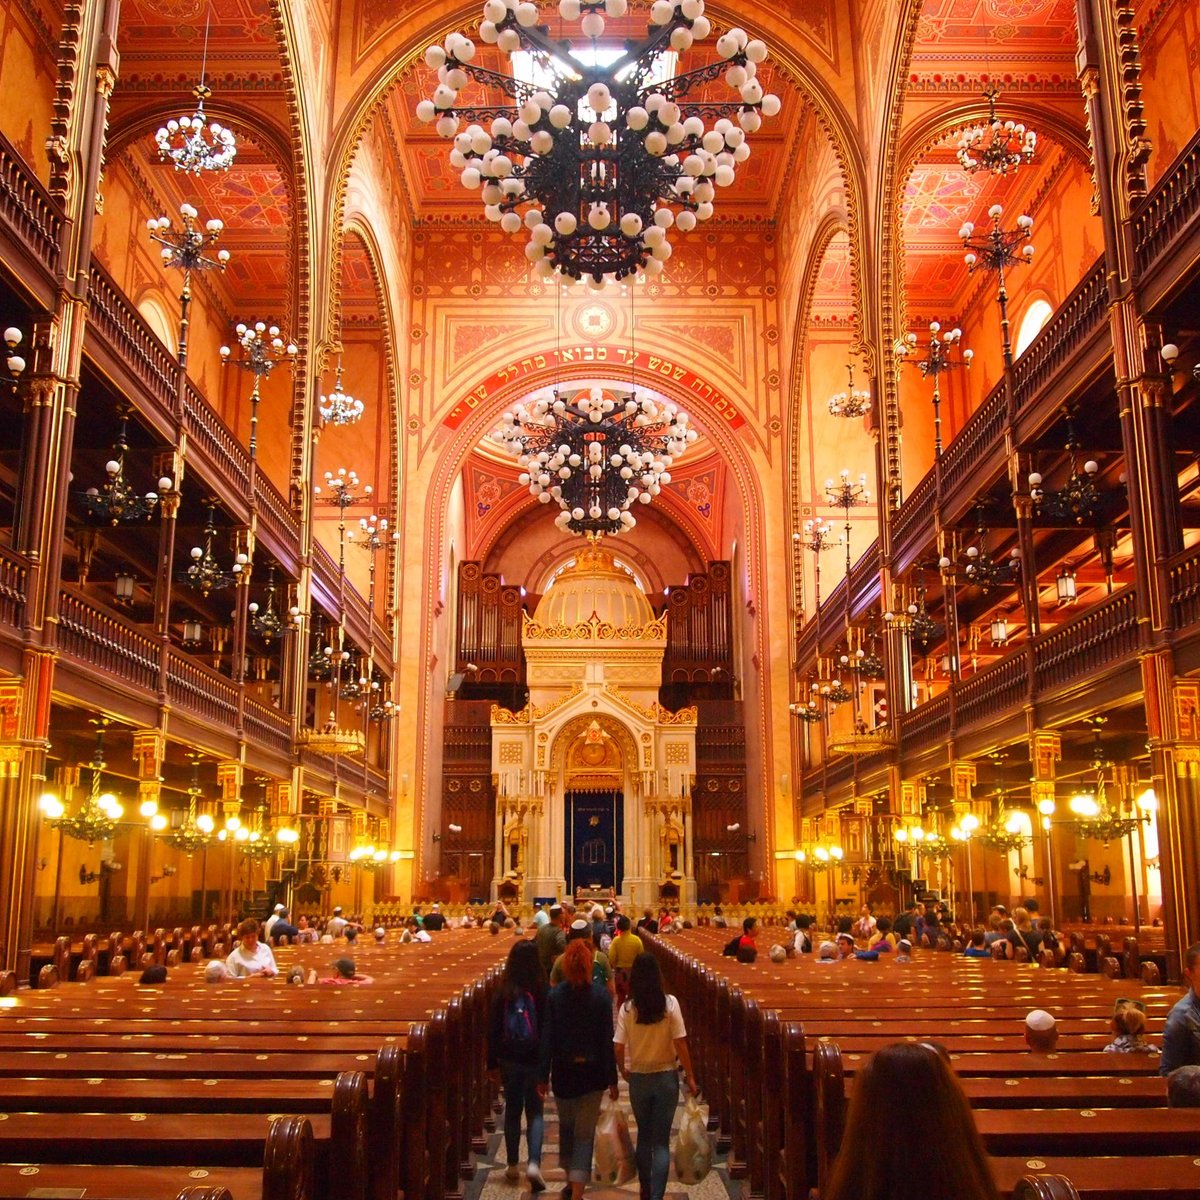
[417,0,779,284]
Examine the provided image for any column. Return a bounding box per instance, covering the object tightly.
[131,730,165,933]
[1029,731,1062,931]
[951,761,977,924]
[218,760,243,922]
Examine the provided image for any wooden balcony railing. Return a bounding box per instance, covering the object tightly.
[86,261,177,414]
[893,469,937,568]
[1168,542,1200,634]
[1032,587,1138,695]
[244,696,293,757]
[0,130,61,290]
[165,647,239,731]
[1134,127,1200,280]
[1011,256,1109,413]
[848,542,882,616]
[954,650,1029,736]
[939,381,1007,500]
[254,472,300,555]
[181,378,251,497]
[0,544,29,630]
[897,690,952,752]
[57,588,158,693]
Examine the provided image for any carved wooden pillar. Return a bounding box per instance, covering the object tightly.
[131,730,165,934]
[951,761,977,924]
[1029,731,1062,930]
[218,761,243,923]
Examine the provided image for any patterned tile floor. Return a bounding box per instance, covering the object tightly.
[470,1081,736,1200]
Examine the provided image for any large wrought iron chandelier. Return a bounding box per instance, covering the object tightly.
[495,384,696,536]
[417,0,779,284]
[163,762,216,857]
[827,361,871,419]
[956,83,1036,176]
[977,803,1032,854]
[1029,415,1101,526]
[47,725,124,846]
[319,359,365,426]
[178,505,246,596]
[79,413,172,525]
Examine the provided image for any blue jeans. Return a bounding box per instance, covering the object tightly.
[501,1061,544,1167]
[555,1090,603,1184]
[628,1070,679,1200]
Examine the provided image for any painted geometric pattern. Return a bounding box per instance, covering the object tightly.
[121,0,275,44]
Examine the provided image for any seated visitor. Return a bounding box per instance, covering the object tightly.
[1024,1009,1058,1053]
[320,956,374,985]
[225,917,278,978]
[816,941,838,962]
[1160,943,1200,1077]
[138,964,168,985]
[823,1042,1001,1200]
[867,916,896,951]
[962,929,990,958]
[203,959,230,984]
[895,938,913,962]
[835,932,856,960]
[1104,998,1156,1053]
[1167,1065,1200,1107]
[294,915,319,944]
[423,903,447,931]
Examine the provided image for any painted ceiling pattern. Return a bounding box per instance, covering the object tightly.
[119,0,275,48]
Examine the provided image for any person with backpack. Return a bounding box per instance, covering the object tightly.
[539,938,619,1200]
[488,939,549,1190]
[614,952,697,1200]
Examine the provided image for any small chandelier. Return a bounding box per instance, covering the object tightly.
[977,804,1032,854]
[49,725,124,845]
[495,385,695,536]
[368,672,398,723]
[79,413,172,525]
[319,359,364,426]
[248,567,286,645]
[897,322,973,459]
[417,0,779,284]
[340,652,366,701]
[1056,564,1078,606]
[163,762,216,856]
[827,361,871,419]
[960,509,1020,592]
[349,842,402,871]
[1029,418,1101,526]
[884,584,939,653]
[156,85,238,175]
[790,684,824,725]
[956,83,1036,176]
[308,618,335,681]
[178,505,246,596]
[237,806,277,862]
[805,842,844,872]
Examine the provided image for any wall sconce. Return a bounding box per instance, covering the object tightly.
[79,859,123,885]
[448,823,463,834]
[114,567,136,605]
[1055,565,1077,606]
[1161,343,1200,383]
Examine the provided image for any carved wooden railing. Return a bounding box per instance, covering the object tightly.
[0,130,61,283]
[86,261,177,414]
[57,589,158,693]
[1168,543,1200,634]
[1032,587,1138,695]
[898,690,952,751]
[893,469,938,569]
[181,379,251,496]
[254,472,300,553]
[1134,127,1200,278]
[166,647,239,731]
[1011,256,1109,413]
[244,696,293,757]
[848,542,881,616]
[365,763,390,798]
[939,381,1007,500]
[0,544,29,630]
[954,650,1030,737]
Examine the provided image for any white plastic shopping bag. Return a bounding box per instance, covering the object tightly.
[672,1095,713,1184]
[592,1095,637,1185]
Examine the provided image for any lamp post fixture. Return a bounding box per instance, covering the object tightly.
[219,322,297,459]
[825,468,870,576]
[897,322,972,458]
[960,204,1034,370]
[793,516,837,607]
[145,203,229,366]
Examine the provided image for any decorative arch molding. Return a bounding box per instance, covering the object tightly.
[318,3,870,358]
[338,216,404,611]
[547,712,640,777]
[784,208,851,635]
[411,352,773,883]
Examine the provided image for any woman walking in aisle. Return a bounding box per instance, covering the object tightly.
[488,939,549,1189]
[613,952,697,1200]
[539,937,618,1200]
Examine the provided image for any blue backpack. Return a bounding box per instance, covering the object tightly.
[503,991,538,1055]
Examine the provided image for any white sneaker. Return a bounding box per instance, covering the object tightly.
[527,1164,546,1192]
[505,1165,521,1183]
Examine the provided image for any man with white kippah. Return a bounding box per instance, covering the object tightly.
[1025,1008,1058,1053]
[264,903,286,940]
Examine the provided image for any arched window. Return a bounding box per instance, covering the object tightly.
[1015,299,1054,357]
